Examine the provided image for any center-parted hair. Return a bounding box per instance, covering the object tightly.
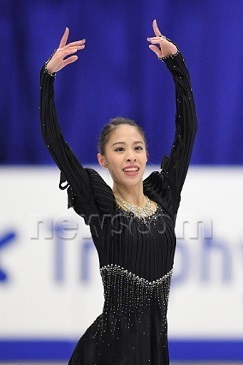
[98,117,148,155]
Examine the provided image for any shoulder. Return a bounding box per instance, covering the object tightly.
[85,168,115,213]
[143,170,169,195]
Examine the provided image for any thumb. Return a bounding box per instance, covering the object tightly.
[149,45,161,58]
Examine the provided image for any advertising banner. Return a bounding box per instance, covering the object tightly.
[0,166,242,361]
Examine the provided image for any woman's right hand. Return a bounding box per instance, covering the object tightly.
[46,27,86,74]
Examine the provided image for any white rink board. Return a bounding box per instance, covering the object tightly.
[0,166,243,339]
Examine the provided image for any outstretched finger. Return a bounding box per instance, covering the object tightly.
[59,27,69,48]
[63,39,86,49]
[147,36,166,45]
[63,46,82,57]
[152,19,162,37]
[62,55,78,67]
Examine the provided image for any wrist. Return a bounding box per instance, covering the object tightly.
[158,50,180,62]
[44,63,56,77]
[44,49,57,77]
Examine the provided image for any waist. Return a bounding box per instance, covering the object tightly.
[100,264,173,310]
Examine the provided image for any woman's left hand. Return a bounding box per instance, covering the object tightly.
[147,20,178,59]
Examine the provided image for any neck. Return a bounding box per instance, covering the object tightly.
[113,182,144,205]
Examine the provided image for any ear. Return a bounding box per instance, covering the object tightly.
[97,153,108,168]
[146,150,149,163]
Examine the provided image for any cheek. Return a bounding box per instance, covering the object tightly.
[139,156,147,173]
[142,153,148,164]
[106,157,122,172]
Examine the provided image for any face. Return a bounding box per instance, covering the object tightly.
[97,125,148,188]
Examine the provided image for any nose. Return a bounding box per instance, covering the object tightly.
[126,153,137,162]
[125,146,138,162]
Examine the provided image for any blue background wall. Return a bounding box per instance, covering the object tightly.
[1,0,243,166]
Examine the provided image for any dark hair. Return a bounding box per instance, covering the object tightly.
[98,117,147,155]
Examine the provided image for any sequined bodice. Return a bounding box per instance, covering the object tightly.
[100,264,173,333]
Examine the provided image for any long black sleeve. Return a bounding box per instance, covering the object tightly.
[163,51,197,195]
[144,52,197,215]
[40,67,114,220]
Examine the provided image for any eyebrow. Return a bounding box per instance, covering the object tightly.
[112,141,144,147]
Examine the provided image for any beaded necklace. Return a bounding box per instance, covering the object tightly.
[115,194,155,219]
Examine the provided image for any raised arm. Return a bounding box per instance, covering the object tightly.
[147,20,197,197]
[40,28,95,209]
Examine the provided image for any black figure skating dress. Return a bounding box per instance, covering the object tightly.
[40,51,197,365]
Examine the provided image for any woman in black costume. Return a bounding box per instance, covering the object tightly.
[40,19,197,365]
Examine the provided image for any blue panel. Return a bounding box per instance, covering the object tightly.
[0,339,243,361]
[169,340,243,361]
[0,340,75,361]
[1,0,243,165]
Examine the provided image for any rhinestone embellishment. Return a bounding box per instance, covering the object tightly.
[97,265,173,335]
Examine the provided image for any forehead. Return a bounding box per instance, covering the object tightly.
[109,125,144,142]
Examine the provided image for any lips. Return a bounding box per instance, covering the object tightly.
[122,165,140,177]
[123,166,139,172]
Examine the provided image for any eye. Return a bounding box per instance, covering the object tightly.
[114,147,125,152]
[134,146,143,151]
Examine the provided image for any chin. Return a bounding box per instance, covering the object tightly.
[123,176,144,186]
